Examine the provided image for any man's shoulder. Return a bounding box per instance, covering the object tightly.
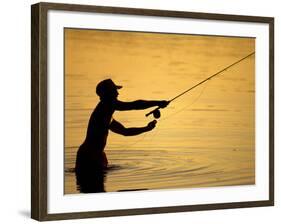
[95,100,115,111]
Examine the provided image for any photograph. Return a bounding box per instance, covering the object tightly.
[64,28,255,194]
[31,2,274,220]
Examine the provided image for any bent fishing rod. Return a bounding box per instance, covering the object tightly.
[146,52,255,119]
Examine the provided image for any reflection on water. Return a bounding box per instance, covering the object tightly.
[76,168,106,193]
[64,29,255,194]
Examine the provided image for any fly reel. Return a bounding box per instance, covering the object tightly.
[152,109,161,119]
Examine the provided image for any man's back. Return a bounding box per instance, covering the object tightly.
[84,100,114,152]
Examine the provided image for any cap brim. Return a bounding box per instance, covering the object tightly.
[116,85,122,89]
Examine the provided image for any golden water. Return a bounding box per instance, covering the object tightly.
[64,29,255,194]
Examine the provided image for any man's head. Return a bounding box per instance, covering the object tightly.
[96,79,122,100]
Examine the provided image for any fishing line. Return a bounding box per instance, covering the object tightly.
[143,52,255,143]
[146,52,255,119]
[116,52,255,148]
[146,83,209,143]
[110,129,149,149]
[160,82,209,122]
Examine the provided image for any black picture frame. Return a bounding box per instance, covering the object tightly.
[31,2,274,221]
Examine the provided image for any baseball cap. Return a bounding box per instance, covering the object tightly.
[96,79,122,97]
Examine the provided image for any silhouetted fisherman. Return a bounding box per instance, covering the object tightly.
[75,79,169,193]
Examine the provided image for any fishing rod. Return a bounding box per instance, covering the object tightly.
[146,52,255,119]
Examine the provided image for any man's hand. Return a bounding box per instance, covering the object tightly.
[158,100,170,108]
[146,120,157,131]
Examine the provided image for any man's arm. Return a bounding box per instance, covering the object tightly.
[109,119,156,136]
[115,100,169,111]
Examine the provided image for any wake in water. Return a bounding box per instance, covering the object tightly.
[65,164,123,173]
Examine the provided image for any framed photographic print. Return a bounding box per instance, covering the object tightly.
[31,2,274,221]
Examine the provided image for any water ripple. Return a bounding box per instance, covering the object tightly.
[64,148,254,193]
